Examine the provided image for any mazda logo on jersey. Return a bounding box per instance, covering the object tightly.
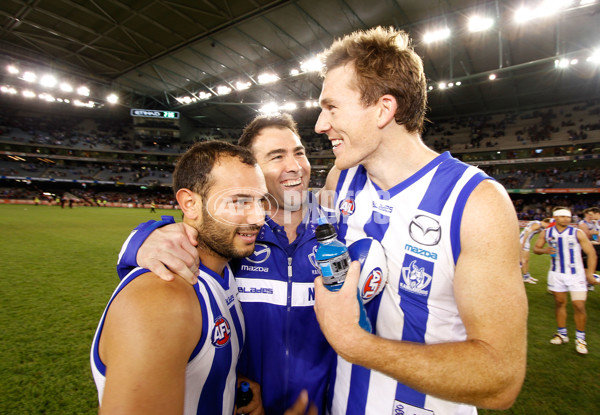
[246,243,270,264]
[339,197,355,216]
[211,316,231,347]
[409,215,441,246]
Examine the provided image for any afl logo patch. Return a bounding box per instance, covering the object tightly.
[211,316,231,347]
[362,267,384,300]
[246,243,270,264]
[409,215,441,246]
[339,198,355,216]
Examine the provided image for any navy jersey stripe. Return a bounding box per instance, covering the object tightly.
[338,165,368,243]
[346,365,371,415]
[450,172,490,264]
[190,283,209,361]
[418,157,468,215]
[197,277,233,414]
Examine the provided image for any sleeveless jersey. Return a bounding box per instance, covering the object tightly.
[545,226,585,276]
[329,152,489,415]
[91,263,244,415]
[519,220,542,246]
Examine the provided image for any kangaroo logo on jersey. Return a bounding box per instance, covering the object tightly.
[246,243,270,264]
[211,316,231,347]
[400,255,433,297]
[308,245,321,274]
[409,215,441,246]
[362,267,384,300]
[339,198,355,216]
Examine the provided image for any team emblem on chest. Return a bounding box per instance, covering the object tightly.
[212,316,231,347]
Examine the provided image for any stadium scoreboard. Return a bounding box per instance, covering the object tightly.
[130,109,179,119]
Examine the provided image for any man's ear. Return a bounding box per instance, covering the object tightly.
[376,94,398,129]
[176,188,201,220]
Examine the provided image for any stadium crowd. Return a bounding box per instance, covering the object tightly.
[1,98,598,220]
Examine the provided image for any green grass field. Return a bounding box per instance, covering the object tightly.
[1,204,599,414]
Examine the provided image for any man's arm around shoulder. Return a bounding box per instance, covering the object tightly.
[99,273,202,415]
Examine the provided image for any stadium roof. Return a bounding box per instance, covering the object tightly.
[1,0,600,129]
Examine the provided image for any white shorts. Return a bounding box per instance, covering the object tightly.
[548,270,588,297]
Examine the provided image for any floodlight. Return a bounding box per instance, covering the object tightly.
[77,86,90,96]
[281,102,297,111]
[468,16,494,32]
[198,91,212,100]
[428,85,434,91]
[438,82,447,89]
[7,65,19,74]
[60,82,73,92]
[489,74,497,80]
[257,73,280,84]
[259,102,279,114]
[39,93,55,102]
[22,71,37,83]
[216,85,232,95]
[300,57,323,73]
[456,81,462,86]
[587,50,600,63]
[74,99,93,107]
[1,86,17,94]
[570,59,578,65]
[22,90,36,98]
[424,28,450,44]
[290,69,300,76]
[235,81,251,90]
[448,82,454,87]
[40,75,57,88]
[106,93,119,104]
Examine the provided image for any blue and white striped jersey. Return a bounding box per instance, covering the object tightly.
[546,225,585,276]
[91,262,244,415]
[329,152,489,415]
[520,220,542,243]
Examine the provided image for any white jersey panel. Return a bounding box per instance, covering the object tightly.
[329,152,487,415]
[91,264,244,415]
[546,226,585,276]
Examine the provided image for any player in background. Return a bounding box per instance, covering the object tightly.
[577,207,599,241]
[519,218,552,284]
[578,207,600,276]
[91,141,267,414]
[533,207,598,354]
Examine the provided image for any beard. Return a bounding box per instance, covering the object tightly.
[197,206,260,260]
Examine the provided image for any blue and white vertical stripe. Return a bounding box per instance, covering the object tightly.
[328,152,487,415]
[91,263,244,415]
[547,226,583,276]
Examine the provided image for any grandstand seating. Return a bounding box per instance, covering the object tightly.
[1,99,598,219]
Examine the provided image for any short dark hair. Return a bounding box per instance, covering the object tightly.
[319,26,428,134]
[238,113,299,149]
[173,141,256,198]
[583,207,600,214]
